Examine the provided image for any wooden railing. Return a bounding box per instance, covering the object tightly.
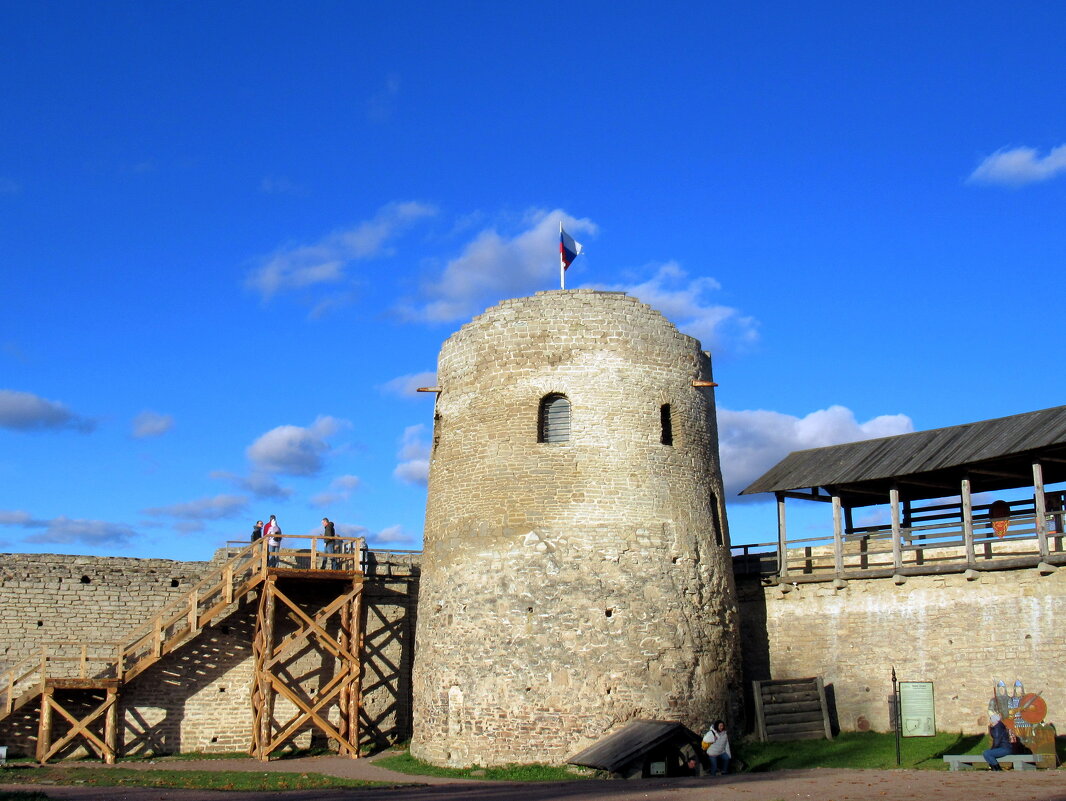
[732,500,1066,582]
[1,642,121,715]
[0,534,366,719]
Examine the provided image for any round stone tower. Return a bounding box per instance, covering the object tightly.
[411,289,740,767]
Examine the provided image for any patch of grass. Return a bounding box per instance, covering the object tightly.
[738,730,997,772]
[118,750,251,762]
[375,750,585,781]
[1,766,395,792]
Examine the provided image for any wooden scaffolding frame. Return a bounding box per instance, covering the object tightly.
[249,574,364,760]
[36,679,120,764]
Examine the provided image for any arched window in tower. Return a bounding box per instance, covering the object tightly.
[538,393,570,443]
[660,404,673,446]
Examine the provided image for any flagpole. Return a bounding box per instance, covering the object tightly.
[559,221,565,290]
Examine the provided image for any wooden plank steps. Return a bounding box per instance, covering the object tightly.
[0,535,368,763]
[753,677,833,742]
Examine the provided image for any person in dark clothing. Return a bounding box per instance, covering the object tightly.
[321,517,340,569]
[983,712,1015,769]
[252,520,263,542]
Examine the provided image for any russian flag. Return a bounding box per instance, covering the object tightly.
[560,225,583,271]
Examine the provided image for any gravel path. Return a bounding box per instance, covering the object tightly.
[1,756,1063,801]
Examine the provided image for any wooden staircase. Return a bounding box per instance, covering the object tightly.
[752,676,833,741]
[0,536,365,762]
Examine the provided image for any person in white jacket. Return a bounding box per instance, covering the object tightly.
[264,514,282,567]
[702,720,731,776]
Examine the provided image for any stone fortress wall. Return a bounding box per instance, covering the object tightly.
[0,549,1062,758]
[411,290,741,767]
[738,566,1066,735]
[0,551,418,758]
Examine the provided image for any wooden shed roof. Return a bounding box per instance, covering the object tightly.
[741,405,1066,507]
[568,720,698,772]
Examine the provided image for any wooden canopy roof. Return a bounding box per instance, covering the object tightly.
[568,720,700,772]
[741,405,1066,508]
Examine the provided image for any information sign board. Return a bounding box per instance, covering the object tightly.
[899,681,935,737]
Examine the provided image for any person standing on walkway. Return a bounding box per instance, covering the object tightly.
[321,517,339,569]
[702,720,731,776]
[982,712,1015,770]
[264,515,282,567]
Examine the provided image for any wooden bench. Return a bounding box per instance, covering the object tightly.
[943,754,1038,771]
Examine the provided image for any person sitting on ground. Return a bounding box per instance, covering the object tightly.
[983,712,1016,770]
[702,719,731,776]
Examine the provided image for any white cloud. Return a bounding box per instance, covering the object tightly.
[368,73,401,122]
[329,522,416,547]
[259,176,307,195]
[400,209,597,322]
[380,371,438,397]
[0,510,36,526]
[311,474,362,507]
[132,410,174,438]
[393,424,430,486]
[0,389,95,432]
[246,201,436,299]
[143,494,248,520]
[335,522,369,538]
[719,405,914,502]
[968,144,1066,186]
[596,262,758,351]
[25,516,134,545]
[210,470,293,500]
[246,416,349,476]
[373,524,414,545]
[0,509,135,545]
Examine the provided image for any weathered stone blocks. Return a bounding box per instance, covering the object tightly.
[412,290,740,766]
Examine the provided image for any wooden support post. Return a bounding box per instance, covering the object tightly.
[776,493,789,579]
[1033,462,1050,560]
[187,593,198,634]
[890,485,903,571]
[832,495,844,576]
[338,597,351,747]
[36,689,53,763]
[223,565,234,604]
[152,620,162,659]
[962,476,975,566]
[254,579,277,761]
[80,644,88,679]
[104,688,118,764]
[349,582,363,757]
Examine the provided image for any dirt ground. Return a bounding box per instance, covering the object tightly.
[2,754,1064,801]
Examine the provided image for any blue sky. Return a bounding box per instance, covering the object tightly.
[2,1,1065,560]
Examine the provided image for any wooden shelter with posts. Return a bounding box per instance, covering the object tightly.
[0,534,367,763]
[737,405,1066,585]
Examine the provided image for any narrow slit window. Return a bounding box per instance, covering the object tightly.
[660,404,673,446]
[538,394,570,443]
[710,489,724,546]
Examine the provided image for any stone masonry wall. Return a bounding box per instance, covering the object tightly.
[0,552,418,757]
[0,553,213,672]
[738,567,1066,734]
[413,290,740,767]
